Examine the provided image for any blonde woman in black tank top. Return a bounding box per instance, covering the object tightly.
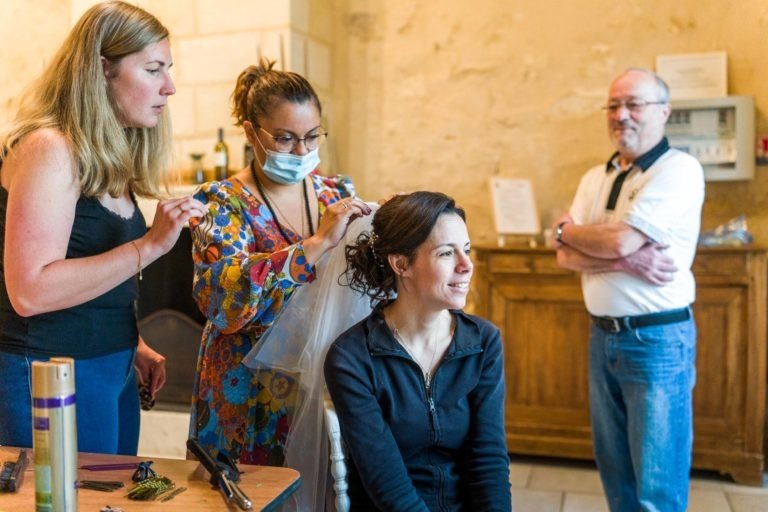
[0,1,205,455]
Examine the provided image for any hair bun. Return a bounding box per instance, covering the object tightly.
[231,57,319,127]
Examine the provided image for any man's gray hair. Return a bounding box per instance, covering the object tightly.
[623,67,670,102]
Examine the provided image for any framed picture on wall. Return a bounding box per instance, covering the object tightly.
[656,52,727,100]
[489,178,540,236]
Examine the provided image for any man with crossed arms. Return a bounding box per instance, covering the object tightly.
[553,68,704,512]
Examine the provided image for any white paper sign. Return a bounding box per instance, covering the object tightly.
[490,178,540,235]
[656,52,727,100]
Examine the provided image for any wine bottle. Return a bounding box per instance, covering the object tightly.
[213,128,229,180]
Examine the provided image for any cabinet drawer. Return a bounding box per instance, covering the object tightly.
[693,253,748,277]
[484,253,569,275]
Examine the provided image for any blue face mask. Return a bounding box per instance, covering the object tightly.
[257,148,320,185]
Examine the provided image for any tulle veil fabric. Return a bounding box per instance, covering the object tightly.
[243,205,377,511]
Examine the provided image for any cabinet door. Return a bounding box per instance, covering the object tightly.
[692,278,766,484]
[692,285,746,453]
[487,273,594,459]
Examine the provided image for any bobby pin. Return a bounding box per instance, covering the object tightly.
[78,480,125,492]
[158,486,187,502]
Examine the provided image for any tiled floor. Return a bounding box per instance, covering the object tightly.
[510,455,768,512]
[139,410,768,511]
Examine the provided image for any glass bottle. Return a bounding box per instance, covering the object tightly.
[190,152,205,184]
[213,128,229,180]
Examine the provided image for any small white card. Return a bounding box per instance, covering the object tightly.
[490,178,540,235]
[656,52,727,100]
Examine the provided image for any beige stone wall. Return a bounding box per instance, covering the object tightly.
[333,0,768,246]
[0,1,71,131]
[146,0,334,181]
[3,1,768,246]
[0,0,333,183]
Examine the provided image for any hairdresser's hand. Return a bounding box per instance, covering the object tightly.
[141,196,207,258]
[135,337,167,397]
[303,197,372,265]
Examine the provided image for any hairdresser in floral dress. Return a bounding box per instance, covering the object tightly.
[188,58,370,466]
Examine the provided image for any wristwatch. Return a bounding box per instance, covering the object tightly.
[555,222,568,244]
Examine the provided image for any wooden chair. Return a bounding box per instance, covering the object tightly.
[137,309,203,409]
[324,395,349,512]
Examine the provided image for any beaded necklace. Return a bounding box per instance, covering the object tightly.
[249,159,315,244]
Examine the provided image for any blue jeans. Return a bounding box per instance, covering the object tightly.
[589,313,696,512]
[0,348,140,455]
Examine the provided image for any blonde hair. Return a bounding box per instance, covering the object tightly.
[1,1,172,198]
[231,58,322,127]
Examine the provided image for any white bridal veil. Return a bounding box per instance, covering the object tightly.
[243,204,377,511]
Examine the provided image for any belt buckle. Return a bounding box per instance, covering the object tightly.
[607,317,622,333]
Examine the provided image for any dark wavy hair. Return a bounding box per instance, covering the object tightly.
[343,191,466,306]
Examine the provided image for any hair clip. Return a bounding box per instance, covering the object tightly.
[367,232,386,269]
[131,461,157,482]
[138,381,155,411]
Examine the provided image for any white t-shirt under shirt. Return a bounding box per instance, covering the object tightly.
[569,147,705,317]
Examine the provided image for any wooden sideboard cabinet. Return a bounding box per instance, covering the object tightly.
[472,246,767,485]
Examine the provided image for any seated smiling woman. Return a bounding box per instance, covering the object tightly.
[324,191,512,511]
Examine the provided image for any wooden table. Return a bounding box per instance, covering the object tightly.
[0,446,300,511]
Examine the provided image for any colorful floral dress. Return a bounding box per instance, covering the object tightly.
[188,173,354,465]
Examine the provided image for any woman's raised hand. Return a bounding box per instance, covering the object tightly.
[143,196,207,256]
[303,197,372,264]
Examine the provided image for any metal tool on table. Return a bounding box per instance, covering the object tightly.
[186,438,252,510]
[80,462,140,471]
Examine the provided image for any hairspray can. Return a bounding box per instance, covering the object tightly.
[32,358,78,511]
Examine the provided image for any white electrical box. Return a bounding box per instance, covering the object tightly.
[667,96,754,181]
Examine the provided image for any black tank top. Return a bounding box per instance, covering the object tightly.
[0,186,147,358]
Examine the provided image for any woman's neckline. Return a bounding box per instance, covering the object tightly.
[251,161,314,237]
[93,194,139,222]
